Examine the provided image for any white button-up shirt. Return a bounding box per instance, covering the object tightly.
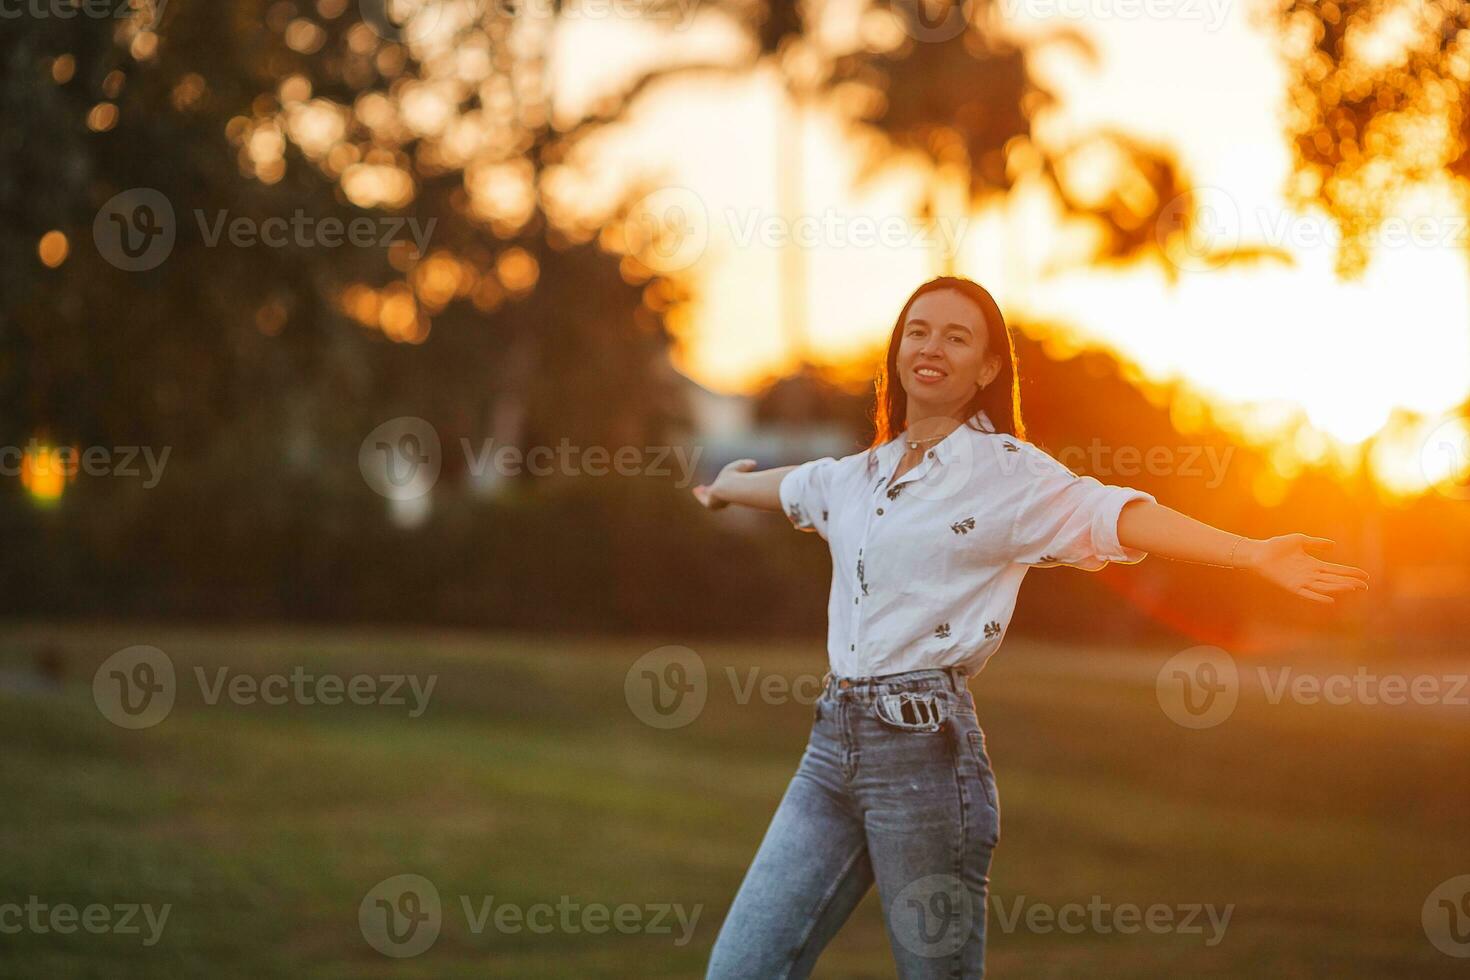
[779,409,1157,678]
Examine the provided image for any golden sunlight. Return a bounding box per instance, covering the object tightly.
[21,444,72,506]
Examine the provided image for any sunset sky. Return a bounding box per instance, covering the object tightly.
[551,0,1470,499]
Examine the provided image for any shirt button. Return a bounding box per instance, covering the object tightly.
[927,451,935,458]
[876,507,884,515]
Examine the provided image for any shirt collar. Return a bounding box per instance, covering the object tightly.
[869,408,996,471]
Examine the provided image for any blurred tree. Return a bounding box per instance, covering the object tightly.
[1271,0,1470,278]
[1,0,687,481]
[730,0,1196,270]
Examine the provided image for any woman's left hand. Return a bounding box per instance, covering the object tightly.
[1238,534,1370,604]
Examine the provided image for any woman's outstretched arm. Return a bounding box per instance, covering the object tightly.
[1116,499,1371,604]
[692,459,798,512]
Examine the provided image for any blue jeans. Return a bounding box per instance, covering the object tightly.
[706,667,1001,979]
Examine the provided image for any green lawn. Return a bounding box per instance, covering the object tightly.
[0,622,1465,978]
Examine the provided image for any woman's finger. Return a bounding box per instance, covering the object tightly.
[1317,570,1368,586]
[1299,535,1335,551]
[1318,560,1369,580]
[1314,575,1366,593]
[1295,586,1333,604]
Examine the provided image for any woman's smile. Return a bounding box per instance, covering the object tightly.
[912,363,948,384]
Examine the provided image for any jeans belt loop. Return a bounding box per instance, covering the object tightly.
[950,666,967,694]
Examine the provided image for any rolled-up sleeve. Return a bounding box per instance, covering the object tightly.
[778,457,838,539]
[1008,446,1156,570]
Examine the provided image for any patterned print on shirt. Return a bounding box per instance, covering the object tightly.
[785,502,808,529]
[1002,441,1019,453]
[983,620,1003,639]
[950,517,976,535]
[857,557,869,596]
[934,623,951,639]
[886,483,903,501]
[1038,553,1059,564]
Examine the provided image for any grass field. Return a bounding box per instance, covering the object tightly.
[1,621,1466,978]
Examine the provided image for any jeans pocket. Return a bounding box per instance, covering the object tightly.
[966,730,1001,826]
[874,690,948,733]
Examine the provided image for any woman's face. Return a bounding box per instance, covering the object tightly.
[896,289,1000,415]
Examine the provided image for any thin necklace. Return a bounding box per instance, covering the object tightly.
[904,433,947,450]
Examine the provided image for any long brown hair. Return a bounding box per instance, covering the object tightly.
[868,276,1026,449]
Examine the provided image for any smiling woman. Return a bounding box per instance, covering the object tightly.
[871,278,1022,454]
[690,275,1370,979]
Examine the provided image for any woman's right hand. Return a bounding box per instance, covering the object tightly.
[692,458,757,510]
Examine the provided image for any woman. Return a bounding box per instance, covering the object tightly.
[690,276,1369,978]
